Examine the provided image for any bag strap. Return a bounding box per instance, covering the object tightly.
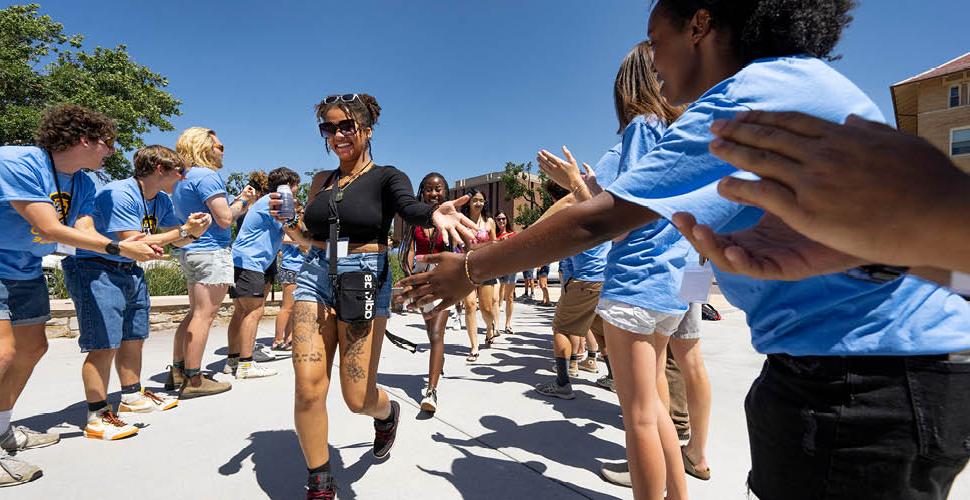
[327,170,340,279]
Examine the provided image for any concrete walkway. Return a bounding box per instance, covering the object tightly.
[9,292,970,499]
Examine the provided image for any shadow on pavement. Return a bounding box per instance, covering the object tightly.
[218,430,379,500]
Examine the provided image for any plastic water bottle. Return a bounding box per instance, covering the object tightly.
[277,184,295,219]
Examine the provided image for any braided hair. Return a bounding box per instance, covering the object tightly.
[398,172,450,274]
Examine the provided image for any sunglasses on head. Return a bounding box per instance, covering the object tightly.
[319,119,358,137]
[323,94,360,105]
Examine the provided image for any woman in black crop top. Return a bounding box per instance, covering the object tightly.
[284,93,474,497]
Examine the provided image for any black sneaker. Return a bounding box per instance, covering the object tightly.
[306,473,336,499]
[372,400,400,459]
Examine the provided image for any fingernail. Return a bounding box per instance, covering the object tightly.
[710,120,726,133]
[710,137,726,149]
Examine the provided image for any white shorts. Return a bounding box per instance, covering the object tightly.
[596,299,701,339]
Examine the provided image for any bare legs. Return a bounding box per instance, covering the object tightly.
[423,311,448,389]
[605,322,687,500]
[274,282,297,346]
[174,283,228,383]
[499,282,515,332]
[0,322,47,413]
[292,300,393,469]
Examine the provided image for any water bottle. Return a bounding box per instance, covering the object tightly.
[277,184,295,219]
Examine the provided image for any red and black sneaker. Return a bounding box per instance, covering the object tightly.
[306,473,336,499]
[372,400,400,459]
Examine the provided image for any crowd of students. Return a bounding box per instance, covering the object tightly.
[1,0,970,499]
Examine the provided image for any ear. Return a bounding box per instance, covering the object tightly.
[689,9,713,45]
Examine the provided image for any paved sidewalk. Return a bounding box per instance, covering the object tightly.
[9,293,970,499]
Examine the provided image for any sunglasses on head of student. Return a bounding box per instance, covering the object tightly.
[323,94,359,105]
[319,119,358,137]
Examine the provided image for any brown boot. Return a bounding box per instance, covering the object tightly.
[179,374,231,400]
[164,365,184,391]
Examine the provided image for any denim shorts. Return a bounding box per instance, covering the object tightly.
[62,258,150,352]
[293,249,391,318]
[499,273,517,284]
[0,276,51,326]
[174,247,233,286]
[522,269,534,279]
[747,353,970,499]
[537,265,550,277]
[596,298,699,338]
[277,267,299,285]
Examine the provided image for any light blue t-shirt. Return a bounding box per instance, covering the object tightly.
[280,243,306,272]
[0,146,97,279]
[559,258,573,283]
[172,166,230,251]
[231,195,284,273]
[607,56,970,356]
[74,178,181,263]
[568,144,622,282]
[600,116,696,314]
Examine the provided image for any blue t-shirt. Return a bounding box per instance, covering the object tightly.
[607,56,970,356]
[0,146,96,279]
[280,243,306,272]
[172,166,230,251]
[74,178,181,263]
[559,258,573,283]
[568,144,621,282]
[231,195,284,272]
[601,116,697,314]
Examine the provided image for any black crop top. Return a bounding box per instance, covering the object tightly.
[303,165,434,244]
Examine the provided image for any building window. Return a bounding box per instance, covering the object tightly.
[950,85,961,108]
[952,128,970,156]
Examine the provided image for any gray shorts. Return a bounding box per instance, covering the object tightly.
[175,248,233,286]
[596,299,701,339]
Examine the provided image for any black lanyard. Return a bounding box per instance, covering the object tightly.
[134,178,157,234]
[46,150,75,225]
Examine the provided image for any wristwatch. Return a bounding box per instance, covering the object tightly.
[105,240,121,256]
[179,227,198,240]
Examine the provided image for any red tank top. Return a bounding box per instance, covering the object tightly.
[413,226,446,255]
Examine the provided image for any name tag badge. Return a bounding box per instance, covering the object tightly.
[678,262,714,304]
[55,243,76,256]
[326,238,349,260]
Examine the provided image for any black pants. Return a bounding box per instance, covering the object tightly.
[746,354,970,500]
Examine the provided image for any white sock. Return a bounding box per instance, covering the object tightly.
[0,410,11,435]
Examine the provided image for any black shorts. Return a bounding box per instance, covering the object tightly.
[229,265,277,299]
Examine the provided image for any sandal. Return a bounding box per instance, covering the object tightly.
[504,327,513,335]
[681,446,711,481]
[465,351,479,363]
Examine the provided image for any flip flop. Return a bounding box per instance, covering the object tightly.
[466,352,479,363]
[681,446,710,481]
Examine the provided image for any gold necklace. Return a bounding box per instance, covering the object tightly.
[334,161,374,201]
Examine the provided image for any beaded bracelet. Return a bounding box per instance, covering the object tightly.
[463,249,480,286]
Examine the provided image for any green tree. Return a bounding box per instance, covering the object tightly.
[225,171,246,197]
[499,161,552,228]
[0,4,181,179]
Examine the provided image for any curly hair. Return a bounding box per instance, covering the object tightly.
[133,145,185,179]
[398,171,451,271]
[655,0,855,64]
[34,104,116,152]
[247,170,269,194]
[315,93,382,155]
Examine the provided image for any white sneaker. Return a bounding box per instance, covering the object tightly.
[420,387,438,413]
[222,358,238,375]
[252,344,277,362]
[118,389,178,413]
[84,407,138,440]
[235,361,277,379]
[0,451,42,487]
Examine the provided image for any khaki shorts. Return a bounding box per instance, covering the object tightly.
[552,279,604,337]
[175,248,233,286]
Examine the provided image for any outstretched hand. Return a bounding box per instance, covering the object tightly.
[432,195,477,246]
[396,252,474,313]
[672,212,865,281]
[537,146,584,190]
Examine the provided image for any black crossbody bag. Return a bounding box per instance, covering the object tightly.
[325,171,388,327]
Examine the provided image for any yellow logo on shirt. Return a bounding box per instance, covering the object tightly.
[142,215,158,234]
[30,191,71,243]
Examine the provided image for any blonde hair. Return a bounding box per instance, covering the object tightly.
[176,127,222,169]
[614,41,683,132]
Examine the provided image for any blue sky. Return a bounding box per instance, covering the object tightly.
[9,1,968,186]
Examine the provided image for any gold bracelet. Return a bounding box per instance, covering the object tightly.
[464,249,480,286]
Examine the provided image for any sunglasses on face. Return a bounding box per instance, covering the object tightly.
[496,216,507,220]
[213,143,224,152]
[323,94,359,105]
[319,119,358,137]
